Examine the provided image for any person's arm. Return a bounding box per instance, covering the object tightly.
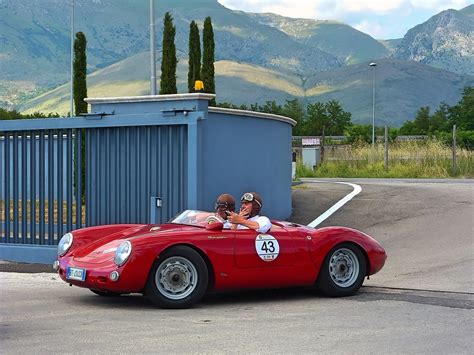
[254,216,272,233]
[227,212,261,231]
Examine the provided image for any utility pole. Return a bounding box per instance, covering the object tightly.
[70,0,75,116]
[369,62,377,147]
[150,0,157,95]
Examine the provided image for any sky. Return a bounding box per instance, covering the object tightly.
[217,0,473,39]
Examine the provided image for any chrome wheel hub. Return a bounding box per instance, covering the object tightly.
[155,256,198,300]
[328,248,360,288]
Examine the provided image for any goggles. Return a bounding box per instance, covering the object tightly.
[214,202,229,210]
[241,193,262,207]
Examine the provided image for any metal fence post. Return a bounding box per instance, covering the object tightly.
[384,125,388,172]
[452,124,457,174]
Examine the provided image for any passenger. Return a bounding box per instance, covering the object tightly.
[227,192,271,233]
[197,193,235,229]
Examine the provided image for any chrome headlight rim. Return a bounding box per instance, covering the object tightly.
[58,232,74,256]
[114,241,132,266]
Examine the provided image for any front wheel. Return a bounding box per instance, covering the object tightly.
[145,246,209,309]
[316,243,367,297]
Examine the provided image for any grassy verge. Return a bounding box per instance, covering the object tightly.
[297,140,474,178]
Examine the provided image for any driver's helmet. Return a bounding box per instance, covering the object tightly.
[214,194,235,219]
[241,192,262,217]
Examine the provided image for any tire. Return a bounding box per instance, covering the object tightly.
[145,246,209,309]
[90,289,122,297]
[317,243,367,297]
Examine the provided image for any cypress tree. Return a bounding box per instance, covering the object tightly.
[201,16,216,105]
[188,21,201,92]
[73,31,87,202]
[73,31,87,115]
[160,12,177,94]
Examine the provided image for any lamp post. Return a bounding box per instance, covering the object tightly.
[150,0,157,95]
[369,62,377,147]
[70,0,75,117]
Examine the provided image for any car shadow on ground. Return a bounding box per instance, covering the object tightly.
[72,287,370,310]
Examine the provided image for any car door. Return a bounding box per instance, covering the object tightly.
[234,224,295,268]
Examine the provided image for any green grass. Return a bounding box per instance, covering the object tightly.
[297,140,474,178]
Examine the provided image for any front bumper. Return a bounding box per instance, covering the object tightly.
[56,256,145,293]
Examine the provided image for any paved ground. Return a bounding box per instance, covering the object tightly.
[1,179,473,354]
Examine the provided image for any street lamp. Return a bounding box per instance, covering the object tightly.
[369,62,377,147]
[150,0,157,95]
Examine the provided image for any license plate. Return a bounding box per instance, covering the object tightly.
[66,267,86,281]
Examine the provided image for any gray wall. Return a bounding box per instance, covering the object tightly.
[200,109,292,220]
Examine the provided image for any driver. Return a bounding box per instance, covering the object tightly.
[227,192,271,233]
[214,193,236,227]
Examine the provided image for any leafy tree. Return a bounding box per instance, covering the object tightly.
[246,101,282,115]
[73,32,87,115]
[160,12,177,94]
[399,120,418,135]
[305,100,352,136]
[325,100,352,135]
[414,106,430,134]
[216,102,249,110]
[187,21,201,92]
[448,86,474,131]
[345,124,372,144]
[305,102,327,136]
[429,103,449,133]
[201,16,216,105]
[0,109,60,120]
[282,99,305,135]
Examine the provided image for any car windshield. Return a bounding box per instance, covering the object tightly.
[169,209,213,227]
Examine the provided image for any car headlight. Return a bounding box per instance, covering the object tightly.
[58,233,73,256]
[114,241,132,266]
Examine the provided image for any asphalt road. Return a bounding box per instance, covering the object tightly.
[1,179,473,354]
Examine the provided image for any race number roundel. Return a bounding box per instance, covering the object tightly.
[255,234,280,262]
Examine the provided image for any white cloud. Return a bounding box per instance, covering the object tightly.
[354,20,385,38]
[217,0,472,38]
[409,0,470,10]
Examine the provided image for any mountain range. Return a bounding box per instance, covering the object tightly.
[1,0,473,126]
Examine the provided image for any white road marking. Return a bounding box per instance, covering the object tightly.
[306,181,362,228]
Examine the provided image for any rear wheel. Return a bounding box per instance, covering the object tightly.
[145,246,208,309]
[317,243,366,297]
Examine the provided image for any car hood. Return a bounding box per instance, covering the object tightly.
[72,223,200,262]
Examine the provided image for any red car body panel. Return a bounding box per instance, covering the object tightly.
[57,216,386,294]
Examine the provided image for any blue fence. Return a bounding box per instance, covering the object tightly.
[1,130,83,245]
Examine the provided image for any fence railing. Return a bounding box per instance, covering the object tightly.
[1,130,84,245]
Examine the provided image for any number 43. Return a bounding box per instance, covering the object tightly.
[260,241,275,253]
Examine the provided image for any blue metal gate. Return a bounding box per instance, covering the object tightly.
[1,130,84,245]
[0,96,203,264]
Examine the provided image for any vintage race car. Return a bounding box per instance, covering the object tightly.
[54,210,386,308]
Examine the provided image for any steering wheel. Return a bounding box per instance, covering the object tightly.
[205,215,224,224]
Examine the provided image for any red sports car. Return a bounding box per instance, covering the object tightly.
[54,210,386,308]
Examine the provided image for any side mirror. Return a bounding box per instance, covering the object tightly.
[206,221,223,231]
